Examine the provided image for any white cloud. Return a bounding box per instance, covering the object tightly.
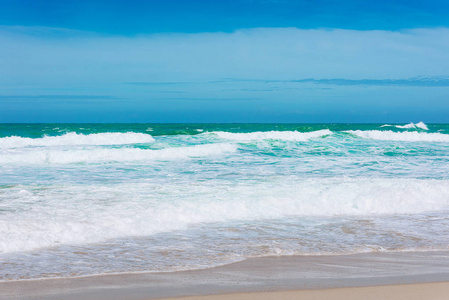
[1,26,449,88]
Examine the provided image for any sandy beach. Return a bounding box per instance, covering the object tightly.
[157,283,449,300]
[2,251,449,300]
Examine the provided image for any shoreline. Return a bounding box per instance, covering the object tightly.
[2,251,449,299]
[1,248,448,284]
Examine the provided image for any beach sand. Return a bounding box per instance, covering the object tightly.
[157,282,449,300]
[2,251,449,300]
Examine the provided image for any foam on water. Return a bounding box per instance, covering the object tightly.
[1,178,448,254]
[415,121,429,130]
[0,143,237,164]
[381,122,429,130]
[396,123,418,129]
[208,129,332,141]
[347,130,449,142]
[1,123,449,281]
[0,132,155,148]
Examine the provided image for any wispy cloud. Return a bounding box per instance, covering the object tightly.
[0,95,118,99]
[219,76,449,87]
[124,82,195,85]
[2,26,449,87]
[281,77,449,87]
[123,76,449,87]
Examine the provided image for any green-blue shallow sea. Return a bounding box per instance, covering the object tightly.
[1,122,449,280]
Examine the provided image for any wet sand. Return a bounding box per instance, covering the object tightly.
[2,251,449,300]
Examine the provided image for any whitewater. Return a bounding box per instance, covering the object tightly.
[1,123,449,281]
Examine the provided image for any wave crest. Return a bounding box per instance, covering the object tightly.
[208,129,332,141]
[0,143,237,164]
[0,132,155,148]
[381,122,429,130]
[1,178,448,253]
[346,130,449,142]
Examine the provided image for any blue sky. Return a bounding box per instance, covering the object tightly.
[1,0,449,122]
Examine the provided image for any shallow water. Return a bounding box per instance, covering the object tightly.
[1,123,449,280]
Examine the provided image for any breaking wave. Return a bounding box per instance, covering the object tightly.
[347,130,449,142]
[1,178,448,253]
[0,143,237,164]
[381,122,429,130]
[0,132,155,148]
[207,129,332,141]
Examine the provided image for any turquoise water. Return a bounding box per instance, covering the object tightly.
[1,123,449,280]
[2,122,448,138]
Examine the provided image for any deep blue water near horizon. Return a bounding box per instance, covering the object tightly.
[1,122,449,281]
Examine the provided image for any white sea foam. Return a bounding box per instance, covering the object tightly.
[380,122,428,130]
[415,121,429,130]
[0,143,237,164]
[347,130,449,142]
[1,178,448,253]
[395,123,416,129]
[208,129,332,141]
[0,132,155,148]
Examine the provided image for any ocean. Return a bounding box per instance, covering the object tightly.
[1,123,449,281]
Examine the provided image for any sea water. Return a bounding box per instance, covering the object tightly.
[1,123,449,280]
